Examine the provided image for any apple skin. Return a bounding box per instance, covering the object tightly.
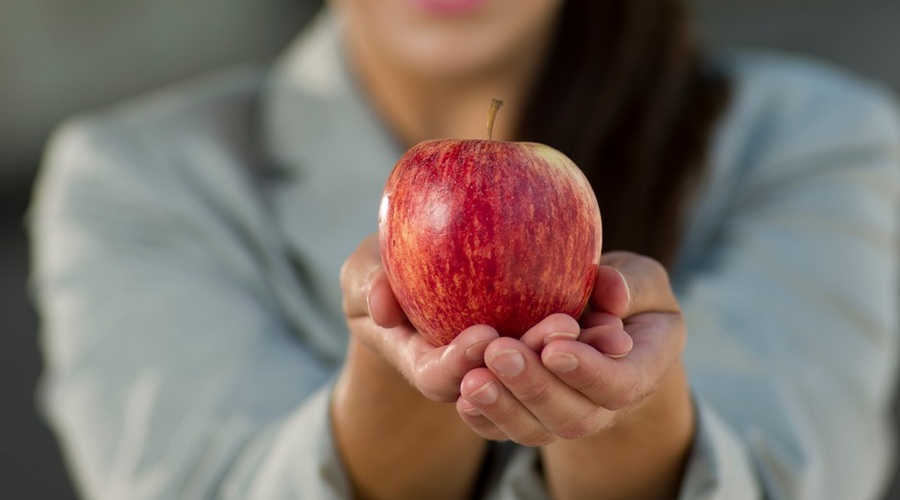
[378,138,602,346]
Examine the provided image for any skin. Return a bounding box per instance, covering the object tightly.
[338,237,693,499]
[329,1,696,498]
[328,0,564,145]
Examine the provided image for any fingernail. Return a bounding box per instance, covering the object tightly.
[543,331,579,346]
[469,381,499,405]
[465,341,490,362]
[545,352,579,373]
[614,268,631,306]
[459,400,482,416]
[490,350,525,377]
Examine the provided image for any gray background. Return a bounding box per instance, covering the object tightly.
[2,0,898,498]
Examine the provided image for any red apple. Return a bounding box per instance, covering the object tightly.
[378,100,602,346]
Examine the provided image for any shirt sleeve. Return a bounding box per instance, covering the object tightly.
[673,61,900,499]
[30,116,352,499]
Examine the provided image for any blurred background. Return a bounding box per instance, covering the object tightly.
[1,0,898,498]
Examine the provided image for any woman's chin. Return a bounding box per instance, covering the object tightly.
[406,0,490,17]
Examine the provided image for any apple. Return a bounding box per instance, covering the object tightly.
[378,99,602,346]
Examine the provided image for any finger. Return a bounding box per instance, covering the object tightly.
[625,312,687,379]
[459,366,556,446]
[368,273,407,328]
[481,338,607,442]
[517,313,580,352]
[372,323,499,403]
[577,311,631,356]
[341,237,499,404]
[456,391,510,442]
[345,321,487,403]
[420,324,499,400]
[540,340,640,411]
[340,234,406,328]
[579,322,633,358]
[579,310,623,330]
[542,312,684,410]
[594,251,679,318]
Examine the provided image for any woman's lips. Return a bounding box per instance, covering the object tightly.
[407,0,489,16]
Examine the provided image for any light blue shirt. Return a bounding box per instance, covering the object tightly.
[29,12,900,500]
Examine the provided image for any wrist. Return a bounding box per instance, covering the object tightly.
[335,337,420,402]
[332,338,488,500]
[542,361,695,500]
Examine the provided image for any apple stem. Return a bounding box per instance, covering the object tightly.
[486,98,503,141]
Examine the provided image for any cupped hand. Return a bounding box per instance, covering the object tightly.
[455,251,688,446]
[340,234,499,402]
[335,235,498,500]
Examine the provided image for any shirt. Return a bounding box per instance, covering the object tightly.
[29,10,900,500]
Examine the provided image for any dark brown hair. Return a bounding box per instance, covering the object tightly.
[517,0,731,268]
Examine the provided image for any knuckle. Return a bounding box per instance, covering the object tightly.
[338,257,355,293]
[636,254,670,287]
[421,386,456,403]
[412,366,448,402]
[602,250,636,265]
[556,418,594,440]
[480,428,509,443]
[338,257,350,284]
[669,315,688,350]
[515,429,554,448]
[638,254,666,277]
[461,415,507,442]
[516,381,553,406]
[412,361,429,382]
[606,378,642,411]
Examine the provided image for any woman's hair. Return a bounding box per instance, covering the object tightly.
[517,0,731,268]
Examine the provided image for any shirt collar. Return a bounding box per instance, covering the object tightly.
[259,9,403,179]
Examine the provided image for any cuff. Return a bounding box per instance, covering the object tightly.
[679,395,761,499]
[220,381,351,499]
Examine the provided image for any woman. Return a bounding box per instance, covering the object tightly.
[30,0,900,498]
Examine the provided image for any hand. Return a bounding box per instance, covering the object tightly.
[333,234,490,500]
[455,251,689,446]
[340,233,501,402]
[452,251,693,498]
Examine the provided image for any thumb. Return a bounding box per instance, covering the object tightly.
[340,234,407,328]
[592,251,680,318]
